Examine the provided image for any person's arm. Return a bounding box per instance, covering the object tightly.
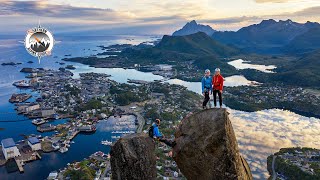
[153,126,163,137]
[210,77,213,93]
[201,77,205,94]
[220,76,224,91]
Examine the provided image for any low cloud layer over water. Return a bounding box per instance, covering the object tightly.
[229,108,320,179]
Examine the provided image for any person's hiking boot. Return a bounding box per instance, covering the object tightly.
[171,141,177,148]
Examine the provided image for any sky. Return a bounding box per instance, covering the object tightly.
[0,0,320,35]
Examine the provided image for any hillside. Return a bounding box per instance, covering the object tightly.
[284,27,320,54]
[172,20,216,36]
[274,49,320,87]
[213,19,320,54]
[121,32,239,78]
[157,32,239,57]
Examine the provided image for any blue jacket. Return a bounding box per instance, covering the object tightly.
[152,123,162,138]
[201,76,213,93]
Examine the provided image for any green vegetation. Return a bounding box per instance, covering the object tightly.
[274,156,320,180]
[63,160,97,180]
[156,32,239,56]
[285,27,320,54]
[82,99,103,110]
[109,83,149,106]
[268,147,320,180]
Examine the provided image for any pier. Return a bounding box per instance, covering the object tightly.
[14,158,24,173]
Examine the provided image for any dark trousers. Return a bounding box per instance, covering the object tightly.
[213,90,222,107]
[202,91,210,107]
[159,137,175,147]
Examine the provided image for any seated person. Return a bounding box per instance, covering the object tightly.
[149,119,176,147]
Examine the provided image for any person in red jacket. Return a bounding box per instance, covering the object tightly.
[212,68,224,108]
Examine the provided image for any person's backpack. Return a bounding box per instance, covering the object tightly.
[148,125,154,138]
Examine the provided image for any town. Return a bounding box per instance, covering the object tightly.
[268,147,320,179]
[224,83,320,117]
[0,67,202,179]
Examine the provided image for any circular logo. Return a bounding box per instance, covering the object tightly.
[25,24,55,61]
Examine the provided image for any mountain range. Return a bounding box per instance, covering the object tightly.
[173,20,320,54]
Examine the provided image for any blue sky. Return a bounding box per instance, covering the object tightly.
[1,0,320,35]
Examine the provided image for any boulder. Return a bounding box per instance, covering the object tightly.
[173,108,253,180]
[110,133,156,180]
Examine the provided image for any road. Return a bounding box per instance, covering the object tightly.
[272,155,277,180]
[121,102,146,133]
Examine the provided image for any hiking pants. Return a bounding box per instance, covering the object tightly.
[159,138,174,147]
[213,90,222,107]
[202,91,210,107]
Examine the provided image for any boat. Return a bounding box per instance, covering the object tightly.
[13,80,31,88]
[101,140,112,146]
[111,136,121,139]
[111,130,135,134]
[9,93,32,103]
[32,118,47,125]
[59,147,68,153]
[53,114,59,120]
[78,125,96,133]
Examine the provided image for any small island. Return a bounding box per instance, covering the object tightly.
[2,62,17,66]
[65,65,76,70]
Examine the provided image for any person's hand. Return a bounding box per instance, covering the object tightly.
[202,92,205,96]
[220,90,222,93]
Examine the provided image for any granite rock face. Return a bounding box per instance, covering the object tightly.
[173,108,253,180]
[110,133,156,180]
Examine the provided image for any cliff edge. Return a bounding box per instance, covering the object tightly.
[173,108,253,180]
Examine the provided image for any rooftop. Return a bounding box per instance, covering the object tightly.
[28,137,40,145]
[1,138,16,148]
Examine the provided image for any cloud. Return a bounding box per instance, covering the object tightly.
[255,0,294,3]
[229,108,320,179]
[0,0,132,20]
[0,0,319,34]
[202,16,260,24]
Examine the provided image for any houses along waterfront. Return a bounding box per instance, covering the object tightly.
[1,66,202,179]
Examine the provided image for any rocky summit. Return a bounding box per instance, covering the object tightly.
[173,108,253,180]
[110,133,157,180]
[110,109,252,180]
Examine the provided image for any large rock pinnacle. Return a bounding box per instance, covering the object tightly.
[110,133,156,180]
[173,108,253,180]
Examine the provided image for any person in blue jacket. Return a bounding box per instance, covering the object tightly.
[152,119,175,147]
[201,69,213,109]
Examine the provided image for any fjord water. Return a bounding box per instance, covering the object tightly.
[0,36,319,180]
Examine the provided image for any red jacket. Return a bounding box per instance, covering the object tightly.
[212,74,224,91]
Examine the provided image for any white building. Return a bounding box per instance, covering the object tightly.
[26,104,40,112]
[1,138,21,160]
[47,171,58,180]
[27,137,41,151]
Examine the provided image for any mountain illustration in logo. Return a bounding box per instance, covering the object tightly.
[29,32,51,52]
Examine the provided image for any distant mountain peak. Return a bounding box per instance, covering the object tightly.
[188,20,197,25]
[172,20,216,36]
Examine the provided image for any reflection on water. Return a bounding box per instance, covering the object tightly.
[71,66,163,83]
[229,108,320,179]
[228,59,276,73]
